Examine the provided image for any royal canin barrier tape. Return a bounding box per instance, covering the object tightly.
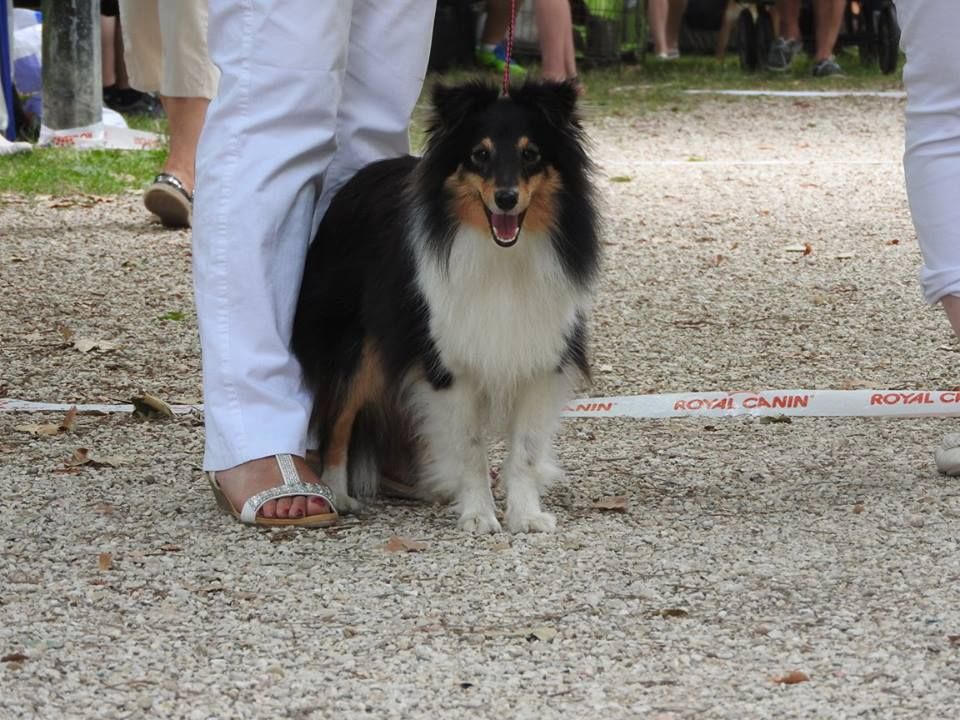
[4,389,960,420]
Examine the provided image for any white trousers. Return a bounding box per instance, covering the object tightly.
[193,0,436,470]
[897,0,960,304]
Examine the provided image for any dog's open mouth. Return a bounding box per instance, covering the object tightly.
[484,208,526,248]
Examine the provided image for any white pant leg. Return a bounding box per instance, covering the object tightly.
[898,0,960,304]
[192,1,353,471]
[316,0,438,217]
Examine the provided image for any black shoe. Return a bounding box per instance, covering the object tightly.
[811,57,844,78]
[103,86,165,117]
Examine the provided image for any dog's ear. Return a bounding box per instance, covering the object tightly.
[430,81,500,132]
[512,80,579,129]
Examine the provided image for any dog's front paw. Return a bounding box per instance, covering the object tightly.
[333,492,366,516]
[505,509,556,534]
[458,511,502,534]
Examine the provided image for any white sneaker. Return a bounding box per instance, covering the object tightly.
[0,135,32,155]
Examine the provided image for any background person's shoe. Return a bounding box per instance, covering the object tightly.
[766,37,802,71]
[476,42,527,77]
[812,57,844,77]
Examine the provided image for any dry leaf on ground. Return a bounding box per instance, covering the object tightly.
[773,671,810,685]
[98,552,113,571]
[593,495,629,512]
[74,338,119,353]
[383,536,427,553]
[131,392,174,418]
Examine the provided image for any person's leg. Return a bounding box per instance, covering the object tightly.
[812,0,844,62]
[897,0,960,472]
[193,1,353,519]
[665,0,688,56]
[648,0,670,56]
[777,0,801,40]
[155,0,218,194]
[316,0,437,219]
[533,0,575,81]
[116,0,162,93]
[481,0,511,45]
[101,15,118,87]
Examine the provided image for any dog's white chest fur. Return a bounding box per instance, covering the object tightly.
[416,226,588,392]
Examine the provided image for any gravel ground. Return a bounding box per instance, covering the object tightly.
[3,93,960,720]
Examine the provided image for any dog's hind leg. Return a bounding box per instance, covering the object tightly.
[501,370,574,533]
[320,342,384,515]
[411,376,499,534]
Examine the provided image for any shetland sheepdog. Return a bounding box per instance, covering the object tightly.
[292,80,599,534]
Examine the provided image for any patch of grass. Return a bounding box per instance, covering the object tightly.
[3,54,902,196]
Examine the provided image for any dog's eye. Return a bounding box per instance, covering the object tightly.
[471,147,491,164]
[521,146,541,164]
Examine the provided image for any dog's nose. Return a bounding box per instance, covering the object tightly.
[494,188,519,211]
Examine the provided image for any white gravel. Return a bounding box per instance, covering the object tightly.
[3,92,960,720]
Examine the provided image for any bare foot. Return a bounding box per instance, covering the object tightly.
[214,455,333,519]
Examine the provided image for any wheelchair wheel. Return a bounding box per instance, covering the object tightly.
[737,8,758,72]
[877,3,900,74]
[755,6,774,70]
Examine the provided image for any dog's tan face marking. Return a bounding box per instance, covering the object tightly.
[447,135,560,244]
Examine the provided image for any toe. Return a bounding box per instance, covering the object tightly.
[289,496,307,518]
[307,495,331,515]
[260,499,278,518]
[275,497,293,518]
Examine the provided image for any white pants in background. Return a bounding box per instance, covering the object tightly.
[897,0,960,304]
[192,1,436,471]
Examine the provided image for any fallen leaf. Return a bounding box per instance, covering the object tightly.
[55,324,75,342]
[1,653,28,663]
[759,415,792,424]
[593,495,629,512]
[608,175,633,183]
[159,544,182,552]
[14,423,61,436]
[64,448,129,469]
[886,238,900,246]
[773,670,810,685]
[130,393,174,419]
[711,254,725,267]
[852,503,865,514]
[59,407,77,433]
[524,626,558,642]
[98,552,113,571]
[834,253,855,260]
[659,608,689,618]
[803,243,813,256]
[948,635,960,646]
[383,536,427,553]
[74,338,119,353]
[94,502,114,514]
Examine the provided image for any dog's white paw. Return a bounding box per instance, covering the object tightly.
[458,511,502,535]
[333,492,365,516]
[505,509,556,534]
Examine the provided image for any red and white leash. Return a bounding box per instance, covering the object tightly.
[502,0,517,96]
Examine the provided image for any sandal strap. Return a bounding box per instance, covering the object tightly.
[238,453,337,524]
[153,173,193,202]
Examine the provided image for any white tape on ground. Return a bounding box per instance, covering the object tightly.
[560,389,960,419]
[4,389,960,420]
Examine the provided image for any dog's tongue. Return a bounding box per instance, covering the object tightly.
[491,212,519,242]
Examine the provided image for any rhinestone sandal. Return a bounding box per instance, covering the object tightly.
[144,172,193,228]
[206,453,339,527]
